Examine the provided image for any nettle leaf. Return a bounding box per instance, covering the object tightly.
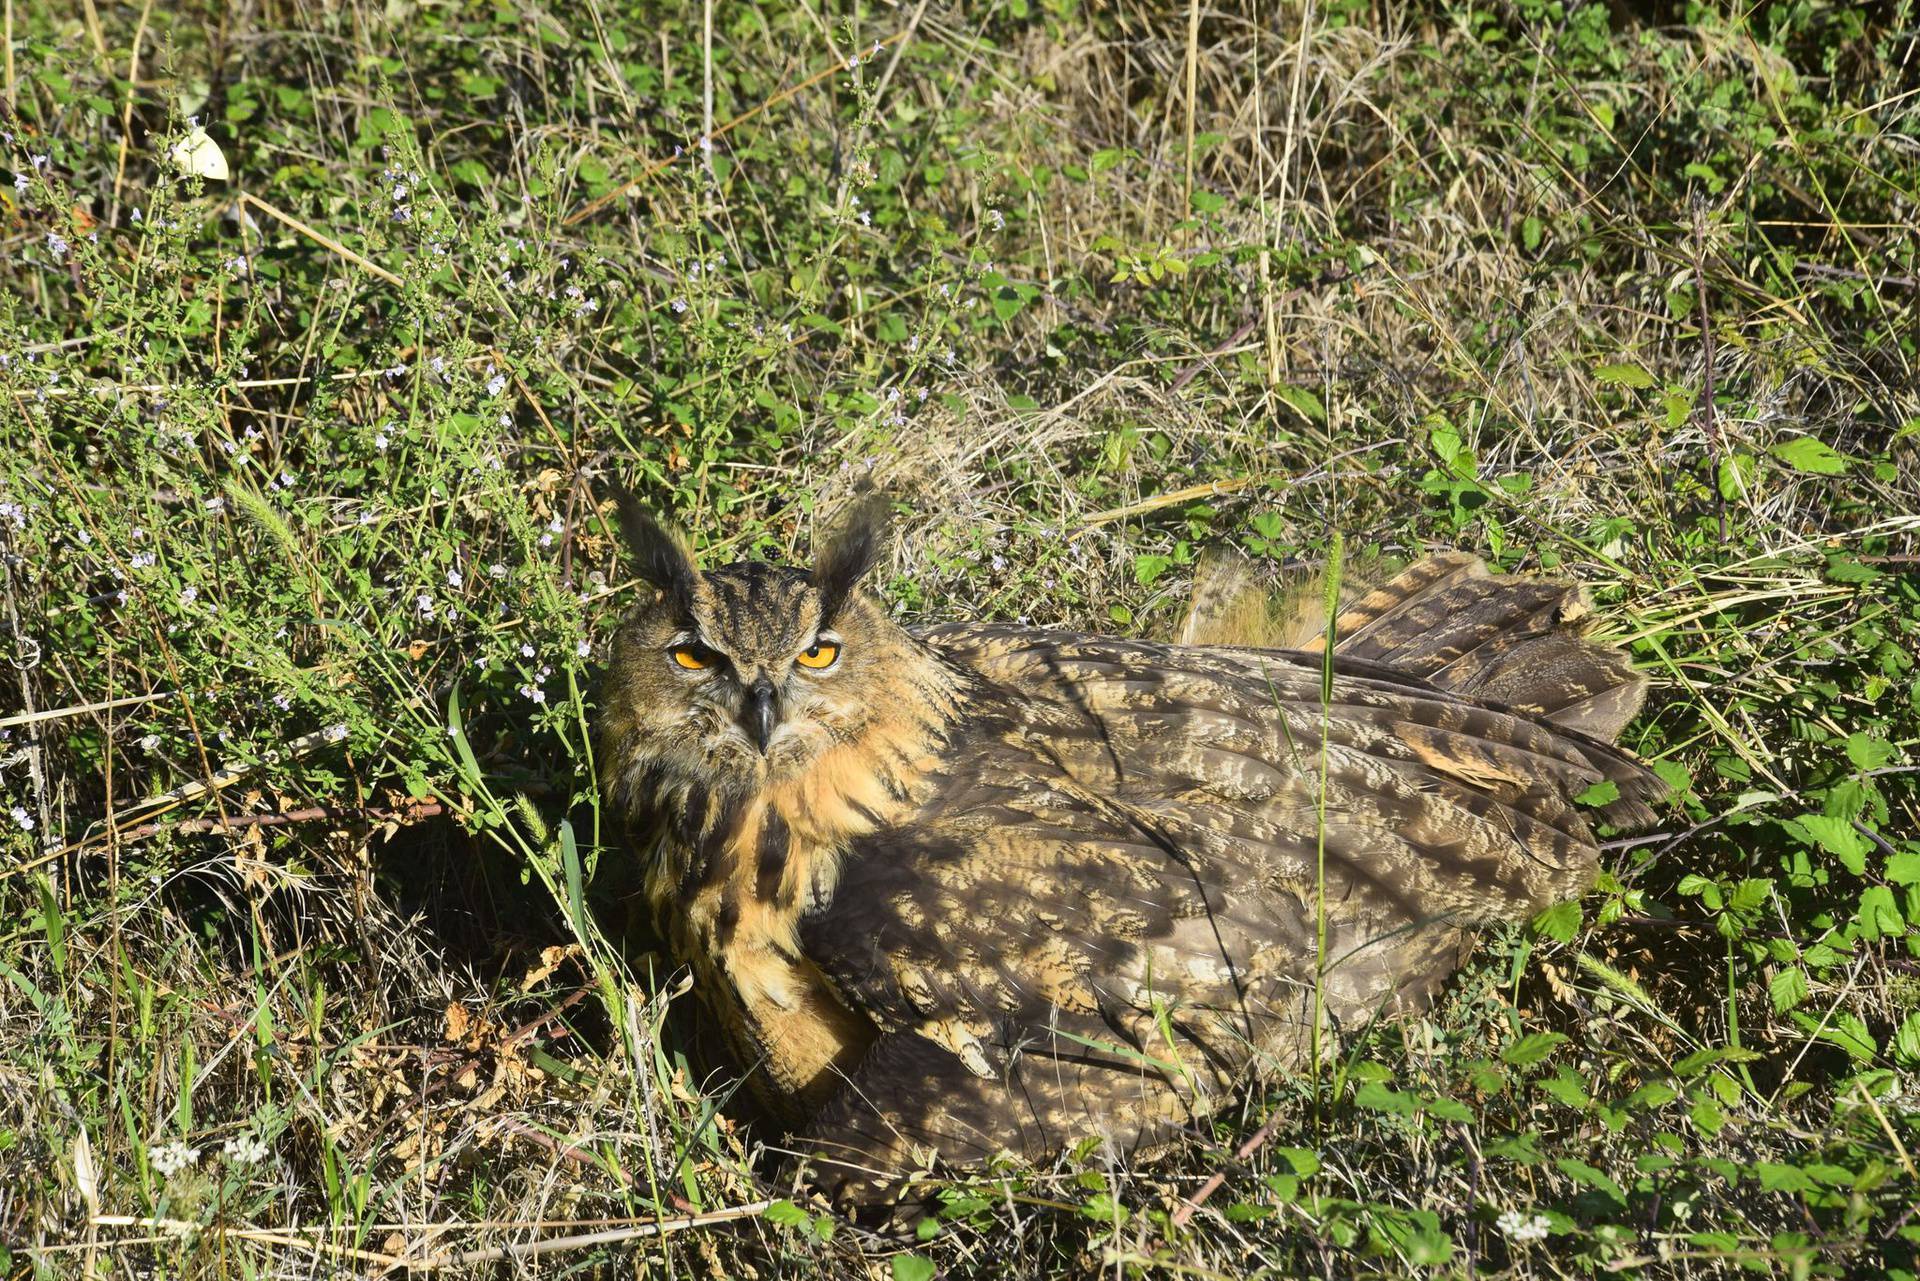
[1825,554,1883,584]
[1132,554,1172,588]
[1627,1081,1678,1109]
[1769,436,1850,474]
[1276,1147,1321,1177]
[1717,453,1757,499]
[1485,1132,1543,1163]
[1277,384,1327,424]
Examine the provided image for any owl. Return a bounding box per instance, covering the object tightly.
[595,494,1659,1204]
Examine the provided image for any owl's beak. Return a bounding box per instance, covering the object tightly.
[741,677,780,753]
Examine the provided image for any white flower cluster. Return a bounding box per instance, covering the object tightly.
[148,1141,201,1177]
[1495,1209,1551,1243]
[222,1133,270,1165]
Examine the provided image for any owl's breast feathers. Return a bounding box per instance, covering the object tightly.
[616,647,969,1120]
[612,555,1661,1187]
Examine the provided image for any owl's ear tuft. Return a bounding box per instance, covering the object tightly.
[610,483,698,611]
[813,494,892,622]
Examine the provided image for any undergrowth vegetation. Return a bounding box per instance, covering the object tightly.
[2,0,1917,1275]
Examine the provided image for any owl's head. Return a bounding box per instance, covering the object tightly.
[598,493,945,815]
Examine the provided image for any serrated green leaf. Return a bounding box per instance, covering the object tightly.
[1354,1081,1418,1115]
[1893,1012,1920,1068]
[1784,814,1869,876]
[1769,966,1809,1013]
[1769,436,1850,474]
[1594,362,1655,388]
[1555,1158,1626,1203]
[1502,1032,1568,1067]
[1845,733,1895,770]
[1531,900,1581,944]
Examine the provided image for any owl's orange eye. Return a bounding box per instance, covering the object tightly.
[795,641,840,670]
[670,644,714,670]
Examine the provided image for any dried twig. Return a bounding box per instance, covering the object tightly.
[1169,1109,1285,1228]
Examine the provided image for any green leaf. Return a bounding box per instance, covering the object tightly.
[1354,1081,1418,1116]
[1627,1081,1679,1109]
[1531,900,1581,944]
[1792,1010,1876,1062]
[1575,779,1620,807]
[764,1200,811,1228]
[1825,555,1883,584]
[1485,1132,1543,1162]
[1783,814,1869,876]
[1893,1012,1920,1068]
[1537,1068,1592,1109]
[1845,733,1895,770]
[1554,1158,1627,1204]
[1276,384,1326,424]
[1769,437,1850,474]
[1885,851,1920,884]
[1856,885,1903,940]
[1276,1147,1321,1176]
[1502,1032,1568,1067]
[1132,554,1172,588]
[1594,362,1656,388]
[1717,454,1756,500]
[891,1256,937,1281]
[1753,1163,1816,1194]
[1768,966,1809,1013]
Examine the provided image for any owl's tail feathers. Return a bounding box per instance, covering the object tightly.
[1327,552,1650,746]
[1180,548,1650,745]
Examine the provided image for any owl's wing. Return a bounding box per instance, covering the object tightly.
[795,627,1658,1189]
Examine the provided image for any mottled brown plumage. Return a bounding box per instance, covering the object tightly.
[596,499,1658,1202]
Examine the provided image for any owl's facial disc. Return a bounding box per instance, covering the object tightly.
[603,494,911,810]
